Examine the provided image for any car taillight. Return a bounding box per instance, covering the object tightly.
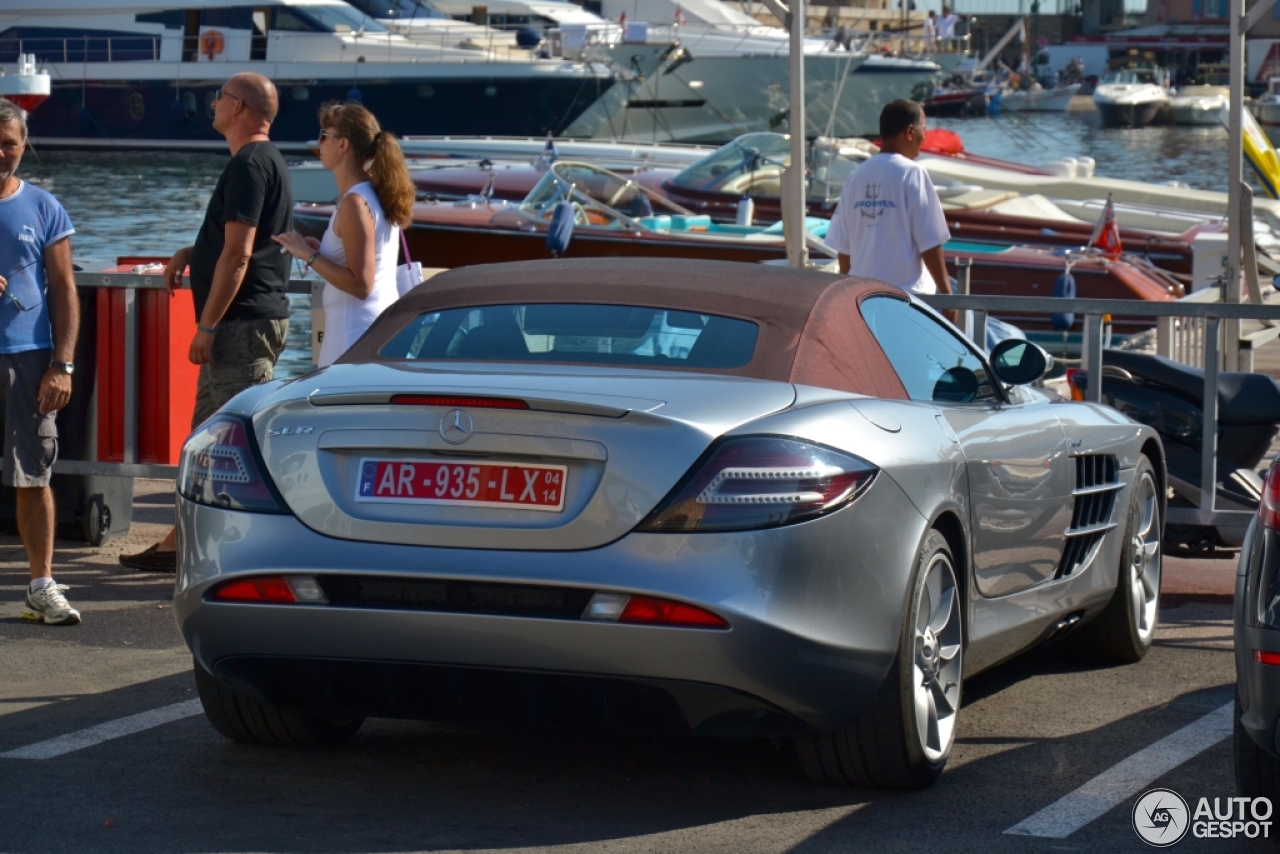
[178,415,287,514]
[636,436,877,533]
[210,575,328,603]
[1261,464,1280,530]
[582,592,728,628]
[391,394,529,409]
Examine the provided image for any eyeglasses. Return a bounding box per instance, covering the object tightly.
[213,88,243,104]
[318,130,340,142]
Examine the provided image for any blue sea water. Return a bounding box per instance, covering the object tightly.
[15,110,1237,375]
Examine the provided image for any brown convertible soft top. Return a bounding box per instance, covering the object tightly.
[342,258,910,400]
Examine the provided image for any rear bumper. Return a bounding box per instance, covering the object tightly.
[174,474,929,734]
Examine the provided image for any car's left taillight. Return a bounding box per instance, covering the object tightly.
[178,414,287,514]
[636,436,877,533]
[1261,463,1280,530]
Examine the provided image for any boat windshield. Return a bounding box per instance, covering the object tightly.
[670,133,792,193]
[347,0,448,20]
[1102,69,1157,85]
[671,132,861,202]
[520,162,689,224]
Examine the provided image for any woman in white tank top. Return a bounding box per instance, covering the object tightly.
[273,102,416,366]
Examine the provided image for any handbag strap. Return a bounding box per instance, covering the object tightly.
[399,228,412,265]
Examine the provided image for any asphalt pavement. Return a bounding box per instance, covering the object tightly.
[0,480,1260,853]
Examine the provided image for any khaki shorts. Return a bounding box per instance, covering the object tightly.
[192,318,290,429]
[0,348,57,489]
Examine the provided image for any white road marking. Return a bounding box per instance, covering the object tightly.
[0,699,202,760]
[1004,701,1233,839]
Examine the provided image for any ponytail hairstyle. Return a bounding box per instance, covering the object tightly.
[317,100,415,229]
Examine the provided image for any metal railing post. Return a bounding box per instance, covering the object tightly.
[1201,317,1220,515]
[973,311,988,352]
[1083,314,1103,403]
[123,287,138,465]
[955,258,972,341]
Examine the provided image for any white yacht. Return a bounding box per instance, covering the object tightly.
[0,0,622,150]
[1256,78,1280,127]
[560,0,939,142]
[1092,67,1170,128]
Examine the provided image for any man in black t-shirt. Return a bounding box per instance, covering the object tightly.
[121,72,292,573]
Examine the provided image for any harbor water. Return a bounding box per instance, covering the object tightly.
[20,111,1237,377]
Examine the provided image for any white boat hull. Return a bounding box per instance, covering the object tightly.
[999,84,1080,112]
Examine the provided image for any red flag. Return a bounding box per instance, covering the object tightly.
[1088,194,1122,259]
[620,11,626,26]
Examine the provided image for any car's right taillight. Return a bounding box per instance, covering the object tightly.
[636,436,877,533]
[178,414,287,514]
[1261,463,1280,530]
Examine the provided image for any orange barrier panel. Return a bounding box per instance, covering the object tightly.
[97,258,200,465]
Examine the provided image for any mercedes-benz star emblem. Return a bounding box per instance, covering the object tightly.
[439,409,474,445]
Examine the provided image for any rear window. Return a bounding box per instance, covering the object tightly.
[377,304,759,368]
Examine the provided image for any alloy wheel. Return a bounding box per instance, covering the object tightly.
[1130,472,1161,643]
[913,553,962,763]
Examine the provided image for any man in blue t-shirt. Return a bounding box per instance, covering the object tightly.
[0,99,82,626]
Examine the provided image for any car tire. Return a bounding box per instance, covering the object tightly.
[796,530,962,789]
[1072,455,1161,663]
[1235,695,1280,801]
[193,660,363,747]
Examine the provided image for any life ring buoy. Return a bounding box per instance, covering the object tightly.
[200,30,225,60]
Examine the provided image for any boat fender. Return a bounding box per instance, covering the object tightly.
[76,106,95,136]
[547,201,575,256]
[736,195,754,226]
[1051,271,1076,332]
[347,87,363,103]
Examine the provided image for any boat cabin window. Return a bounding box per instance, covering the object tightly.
[347,0,450,20]
[379,304,760,368]
[1103,69,1157,85]
[273,4,388,33]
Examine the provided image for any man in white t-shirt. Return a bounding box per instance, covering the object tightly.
[936,6,959,48]
[826,99,951,296]
[922,11,938,47]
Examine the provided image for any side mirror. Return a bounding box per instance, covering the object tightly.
[989,339,1053,386]
[933,366,980,403]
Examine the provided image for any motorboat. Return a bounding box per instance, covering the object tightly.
[392,132,1207,274]
[1092,67,1170,128]
[295,159,1181,334]
[1168,84,1228,126]
[0,0,631,150]
[1256,78,1280,127]
[0,53,48,112]
[996,82,1080,112]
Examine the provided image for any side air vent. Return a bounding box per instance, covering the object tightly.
[1056,455,1123,579]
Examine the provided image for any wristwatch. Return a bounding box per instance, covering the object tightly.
[51,361,74,375]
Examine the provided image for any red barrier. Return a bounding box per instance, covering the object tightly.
[97,258,200,465]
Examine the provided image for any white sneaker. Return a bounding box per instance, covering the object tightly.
[23,584,82,626]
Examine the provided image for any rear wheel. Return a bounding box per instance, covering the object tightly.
[1235,695,1280,801]
[797,530,962,789]
[193,660,363,747]
[1073,456,1161,662]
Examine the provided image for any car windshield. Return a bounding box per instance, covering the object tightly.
[378,304,759,368]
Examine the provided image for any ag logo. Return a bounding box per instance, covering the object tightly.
[1133,788,1190,846]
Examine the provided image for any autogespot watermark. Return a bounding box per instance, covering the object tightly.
[1132,788,1274,845]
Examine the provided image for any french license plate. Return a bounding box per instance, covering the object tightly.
[356,458,567,512]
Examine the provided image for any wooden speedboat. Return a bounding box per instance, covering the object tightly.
[406,132,1199,274]
[297,160,1181,333]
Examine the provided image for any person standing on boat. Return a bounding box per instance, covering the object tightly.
[273,102,413,367]
[827,100,951,297]
[0,99,81,624]
[119,73,292,573]
[923,11,938,49]
[936,5,959,49]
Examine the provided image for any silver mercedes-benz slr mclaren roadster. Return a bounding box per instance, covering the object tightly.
[174,258,1165,789]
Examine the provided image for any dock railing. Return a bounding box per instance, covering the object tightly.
[920,290,1280,533]
[50,272,315,482]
